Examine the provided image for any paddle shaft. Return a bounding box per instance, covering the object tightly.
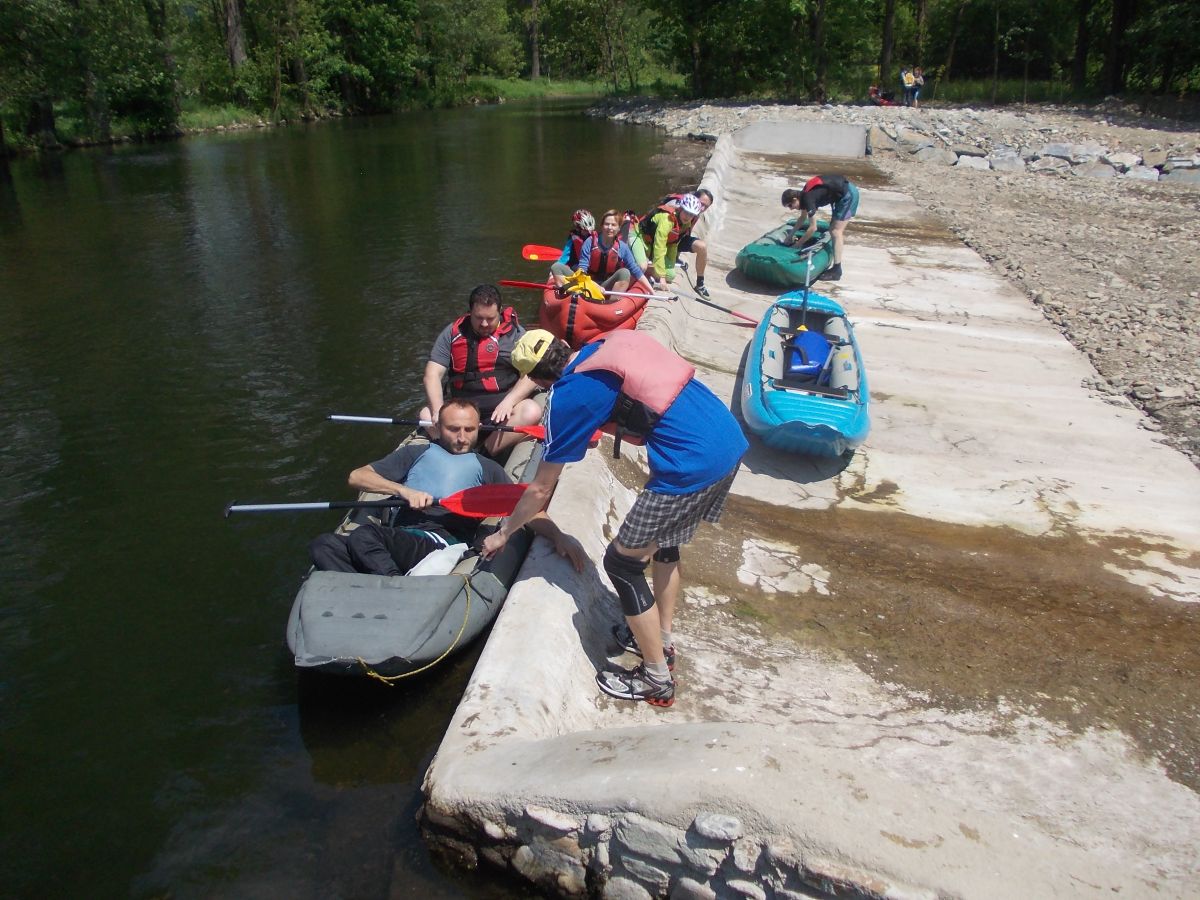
[330,414,539,435]
[498,279,669,301]
[226,483,528,519]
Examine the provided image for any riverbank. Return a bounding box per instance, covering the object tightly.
[594,98,1200,465]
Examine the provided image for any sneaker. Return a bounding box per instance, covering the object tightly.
[694,282,712,299]
[817,264,842,282]
[596,664,675,707]
[611,622,676,671]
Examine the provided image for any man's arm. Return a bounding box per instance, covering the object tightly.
[348,463,434,509]
[481,462,564,558]
[423,360,448,421]
[526,512,585,571]
[488,374,539,423]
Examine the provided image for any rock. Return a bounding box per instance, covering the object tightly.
[1142,148,1168,168]
[613,814,685,864]
[914,147,958,166]
[1122,165,1161,181]
[868,125,898,153]
[670,877,718,900]
[618,855,671,893]
[1069,141,1107,163]
[951,143,987,157]
[1163,155,1199,171]
[725,879,768,900]
[1039,142,1074,159]
[526,805,580,834]
[512,842,588,896]
[1072,161,1116,178]
[1162,168,1200,184]
[1103,151,1141,170]
[1029,156,1070,172]
[896,128,935,152]
[586,814,613,838]
[692,813,742,842]
[731,838,762,873]
[989,151,1025,172]
[603,875,653,900]
[955,155,991,170]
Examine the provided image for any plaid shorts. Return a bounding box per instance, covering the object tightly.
[616,463,740,551]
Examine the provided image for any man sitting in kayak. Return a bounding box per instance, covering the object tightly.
[310,399,583,576]
[420,283,543,457]
[573,209,656,296]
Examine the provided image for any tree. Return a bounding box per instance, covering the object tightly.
[879,0,896,82]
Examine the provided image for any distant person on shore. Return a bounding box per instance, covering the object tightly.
[481,328,748,708]
[419,284,543,457]
[901,67,916,106]
[911,67,924,108]
[628,192,704,295]
[310,399,583,576]
[781,175,860,282]
[574,209,656,295]
[551,209,596,288]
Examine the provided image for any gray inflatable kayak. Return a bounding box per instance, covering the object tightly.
[286,435,542,679]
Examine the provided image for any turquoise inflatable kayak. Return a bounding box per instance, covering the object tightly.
[735,219,834,287]
[740,289,870,458]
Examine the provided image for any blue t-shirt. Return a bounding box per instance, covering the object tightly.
[542,343,747,494]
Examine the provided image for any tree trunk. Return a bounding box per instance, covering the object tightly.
[223,0,248,71]
[25,96,59,149]
[529,0,541,79]
[809,0,828,102]
[879,0,896,82]
[939,0,968,96]
[285,0,308,109]
[1071,0,1093,93]
[143,0,181,122]
[914,0,927,67]
[690,30,702,96]
[1101,0,1133,94]
[69,0,111,140]
[990,0,1000,104]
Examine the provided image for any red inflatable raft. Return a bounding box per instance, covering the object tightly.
[538,280,651,349]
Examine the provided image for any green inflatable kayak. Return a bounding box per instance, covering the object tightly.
[735,219,834,287]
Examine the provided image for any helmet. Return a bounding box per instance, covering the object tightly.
[677,193,702,217]
[572,209,595,233]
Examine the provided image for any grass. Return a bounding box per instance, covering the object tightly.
[179,102,265,130]
[926,77,1081,105]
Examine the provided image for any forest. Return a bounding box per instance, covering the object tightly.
[2,0,1198,152]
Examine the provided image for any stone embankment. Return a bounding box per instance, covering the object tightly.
[592,99,1200,463]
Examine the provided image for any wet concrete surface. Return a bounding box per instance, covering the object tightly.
[682,493,1200,791]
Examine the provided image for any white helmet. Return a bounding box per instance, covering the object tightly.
[677,193,702,217]
[572,209,595,233]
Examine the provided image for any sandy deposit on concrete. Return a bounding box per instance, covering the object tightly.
[600,99,1200,464]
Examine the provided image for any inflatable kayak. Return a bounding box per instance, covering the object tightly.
[741,289,870,457]
[539,279,650,349]
[735,220,834,288]
[286,432,542,680]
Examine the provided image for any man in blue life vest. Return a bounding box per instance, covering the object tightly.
[481,329,748,708]
[781,175,860,282]
[310,398,583,576]
[421,284,543,456]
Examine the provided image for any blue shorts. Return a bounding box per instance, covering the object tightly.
[832,184,859,222]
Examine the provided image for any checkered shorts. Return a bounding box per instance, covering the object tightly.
[616,463,740,550]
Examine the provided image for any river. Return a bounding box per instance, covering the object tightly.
[0,100,693,899]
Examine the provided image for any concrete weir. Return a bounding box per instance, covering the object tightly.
[420,122,1200,898]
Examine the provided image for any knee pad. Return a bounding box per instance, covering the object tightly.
[652,546,680,564]
[603,543,654,617]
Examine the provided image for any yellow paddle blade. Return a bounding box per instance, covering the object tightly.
[563,270,606,301]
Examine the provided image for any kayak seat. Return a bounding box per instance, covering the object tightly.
[782,329,833,380]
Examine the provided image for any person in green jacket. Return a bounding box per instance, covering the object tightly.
[629,193,703,293]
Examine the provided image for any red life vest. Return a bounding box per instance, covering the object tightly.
[566,231,591,269]
[448,307,520,395]
[588,237,624,279]
[575,330,695,457]
[638,203,685,245]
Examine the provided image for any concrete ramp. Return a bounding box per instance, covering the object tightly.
[733,120,866,157]
[420,131,1200,900]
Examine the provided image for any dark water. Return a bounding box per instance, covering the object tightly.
[0,101,682,899]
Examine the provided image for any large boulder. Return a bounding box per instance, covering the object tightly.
[1029,156,1070,173]
[951,143,987,157]
[913,147,958,166]
[1103,151,1141,171]
[955,155,991,170]
[1162,168,1200,184]
[895,127,935,153]
[1122,165,1161,181]
[989,151,1026,172]
[1039,142,1074,160]
[1072,161,1116,178]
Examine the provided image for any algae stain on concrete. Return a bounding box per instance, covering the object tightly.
[684,493,1200,791]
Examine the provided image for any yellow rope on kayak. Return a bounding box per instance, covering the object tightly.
[357,574,473,684]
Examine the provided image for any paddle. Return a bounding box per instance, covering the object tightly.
[328,415,604,445]
[225,483,529,519]
[672,284,758,326]
[497,279,672,302]
[522,243,563,261]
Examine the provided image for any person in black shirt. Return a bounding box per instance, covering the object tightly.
[781,175,861,282]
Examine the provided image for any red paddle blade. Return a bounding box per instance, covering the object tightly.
[499,279,551,291]
[522,244,562,261]
[509,424,603,445]
[438,483,529,518]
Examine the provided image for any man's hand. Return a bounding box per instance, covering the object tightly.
[482,530,507,560]
[402,487,434,510]
[490,396,516,424]
[550,533,586,572]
